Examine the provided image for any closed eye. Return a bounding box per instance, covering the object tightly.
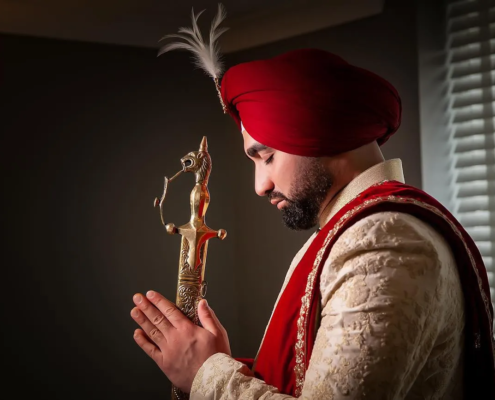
[264,154,274,165]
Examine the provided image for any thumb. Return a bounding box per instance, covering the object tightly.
[198,299,220,335]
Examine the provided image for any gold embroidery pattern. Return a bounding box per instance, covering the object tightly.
[293,187,495,396]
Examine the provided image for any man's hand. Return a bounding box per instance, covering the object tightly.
[130,290,231,393]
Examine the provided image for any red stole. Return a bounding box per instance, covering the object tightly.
[240,181,495,397]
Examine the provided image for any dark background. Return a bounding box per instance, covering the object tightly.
[1,0,431,398]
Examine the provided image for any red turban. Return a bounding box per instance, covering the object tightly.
[220,48,402,157]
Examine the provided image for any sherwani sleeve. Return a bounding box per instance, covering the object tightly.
[190,212,457,399]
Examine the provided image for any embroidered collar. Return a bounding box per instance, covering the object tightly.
[318,159,405,228]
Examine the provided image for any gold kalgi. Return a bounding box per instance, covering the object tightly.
[154,136,226,400]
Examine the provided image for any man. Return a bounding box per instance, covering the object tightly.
[130,49,495,399]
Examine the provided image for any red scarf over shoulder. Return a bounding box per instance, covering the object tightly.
[237,181,495,398]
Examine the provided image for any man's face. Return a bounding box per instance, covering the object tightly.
[243,130,333,230]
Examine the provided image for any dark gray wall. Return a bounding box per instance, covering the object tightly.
[1,35,240,398]
[1,0,420,397]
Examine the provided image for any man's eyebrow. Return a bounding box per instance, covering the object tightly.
[246,143,271,158]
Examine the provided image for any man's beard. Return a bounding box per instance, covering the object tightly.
[269,158,333,231]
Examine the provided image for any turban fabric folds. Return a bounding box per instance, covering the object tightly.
[220,49,402,157]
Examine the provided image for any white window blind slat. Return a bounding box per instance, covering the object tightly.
[455,150,495,169]
[449,12,481,33]
[452,87,495,109]
[452,101,495,122]
[455,164,495,182]
[457,195,495,211]
[450,70,495,93]
[447,0,495,315]
[450,39,495,63]
[457,210,493,226]
[450,54,495,78]
[449,25,495,49]
[448,0,483,19]
[482,254,493,265]
[449,11,495,33]
[457,180,495,197]
[454,133,495,152]
[453,117,494,137]
[464,225,495,240]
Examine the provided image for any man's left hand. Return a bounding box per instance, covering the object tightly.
[130,290,231,393]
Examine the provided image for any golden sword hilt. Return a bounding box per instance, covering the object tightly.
[154,136,226,400]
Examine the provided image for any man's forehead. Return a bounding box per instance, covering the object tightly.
[242,129,258,148]
[241,123,275,155]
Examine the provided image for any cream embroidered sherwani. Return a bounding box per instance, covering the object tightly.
[191,159,465,399]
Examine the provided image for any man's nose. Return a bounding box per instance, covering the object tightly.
[254,168,274,197]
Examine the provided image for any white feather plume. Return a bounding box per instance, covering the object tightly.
[158,3,229,80]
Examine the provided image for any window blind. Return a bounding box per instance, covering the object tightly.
[446,0,495,312]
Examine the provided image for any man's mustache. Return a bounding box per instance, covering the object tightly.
[268,190,291,203]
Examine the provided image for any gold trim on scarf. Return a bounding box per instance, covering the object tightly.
[294,186,495,396]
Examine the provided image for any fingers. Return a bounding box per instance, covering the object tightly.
[132,293,174,343]
[146,290,190,329]
[133,328,162,363]
[204,300,223,327]
[131,306,168,346]
[197,299,221,336]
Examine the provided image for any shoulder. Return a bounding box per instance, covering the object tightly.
[330,211,449,262]
[319,211,455,304]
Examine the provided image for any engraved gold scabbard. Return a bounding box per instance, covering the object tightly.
[154,136,226,400]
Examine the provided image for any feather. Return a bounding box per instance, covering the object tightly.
[158,3,229,80]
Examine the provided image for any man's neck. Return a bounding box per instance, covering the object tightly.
[316,141,385,229]
[316,185,347,231]
[317,161,385,227]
